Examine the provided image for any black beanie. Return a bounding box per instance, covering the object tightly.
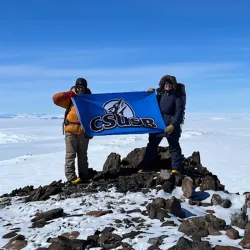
[75,78,87,87]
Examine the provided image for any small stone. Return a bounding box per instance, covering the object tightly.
[240,222,250,248]
[206,210,215,214]
[182,177,194,198]
[2,231,18,239]
[87,210,113,217]
[226,228,239,240]
[161,220,177,227]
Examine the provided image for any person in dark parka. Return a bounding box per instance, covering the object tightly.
[140,75,184,174]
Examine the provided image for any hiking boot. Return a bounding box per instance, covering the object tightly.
[71,177,81,185]
[171,169,181,175]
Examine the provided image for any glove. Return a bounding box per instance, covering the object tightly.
[164,124,175,134]
[65,90,76,98]
[148,88,155,93]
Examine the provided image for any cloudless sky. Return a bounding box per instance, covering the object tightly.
[0,1,250,114]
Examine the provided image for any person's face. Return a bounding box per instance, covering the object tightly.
[164,82,173,91]
[76,85,86,94]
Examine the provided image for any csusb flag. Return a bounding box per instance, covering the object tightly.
[72,91,166,136]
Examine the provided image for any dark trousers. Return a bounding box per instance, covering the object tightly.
[141,133,183,171]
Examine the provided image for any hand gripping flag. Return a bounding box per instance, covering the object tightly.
[72,91,166,136]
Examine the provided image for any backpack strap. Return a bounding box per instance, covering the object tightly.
[62,99,73,135]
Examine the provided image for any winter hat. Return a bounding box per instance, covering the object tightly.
[75,78,87,87]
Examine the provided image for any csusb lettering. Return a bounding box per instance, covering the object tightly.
[90,113,157,132]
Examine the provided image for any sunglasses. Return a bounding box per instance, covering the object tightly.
[76,86,86,93]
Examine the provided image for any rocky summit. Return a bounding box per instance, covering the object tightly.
[0,146,249,250]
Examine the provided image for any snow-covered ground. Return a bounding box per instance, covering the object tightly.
[0,113,250,195]
[0,113,250,249]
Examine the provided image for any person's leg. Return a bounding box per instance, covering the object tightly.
[167,135,183,172]
[77,134,89,180]
[65,132,78,181]
[139,134,162,170]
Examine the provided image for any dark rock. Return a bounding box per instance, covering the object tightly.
[2,231,18,239]
[168,236,212,250]
[240,222,250,248]
[101,227,115,234]
[182,177,194,198]
[221,199,232,208]
[161,220,177,227]
[200,176,216,191]
[141,188,150,194]
[32,218,47,228]
[31,208,64,228]
[162,180,175,193]
[201,202,213,207]
[211,194,232,208]
[61,231,80,240]
[148,235,168,246]
[103,153,121,172]
[156,208,170,221]
[226,227,239,240]
[212,194,224,205]
[131,217,146,223]
[231,210,248,229]
[121,242,133,250]
[208,226,222,235]
[192,151,201,165]
[126,209,141,214]
[122,231,142,239]
[146,198,166,219]
[25,181,63,202]
[86,235,99,248]
[188,199,201,206]
[174,174,183,186]
[121,147,146,167]
[3,234,27,250]
[145,176,156,189]
[206,210,215,214]
[165,196,185,218]
[178,214,226,238]
[47,235,88,250]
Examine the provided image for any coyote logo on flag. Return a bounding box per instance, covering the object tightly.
[104,98,135,118]
[90,98,157,132]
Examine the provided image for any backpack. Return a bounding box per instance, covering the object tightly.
[176,83,186,125]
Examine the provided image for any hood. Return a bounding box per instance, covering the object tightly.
[159,75,177,90]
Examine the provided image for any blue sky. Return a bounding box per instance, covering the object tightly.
[0,0,250,114]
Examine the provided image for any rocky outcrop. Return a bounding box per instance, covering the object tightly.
[31,208,64,228]
[178,214,226,239]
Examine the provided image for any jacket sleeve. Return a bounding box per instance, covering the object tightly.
[52,92,71,109]
[171,96,184,127]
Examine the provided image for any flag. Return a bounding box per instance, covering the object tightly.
[72,91,166,136]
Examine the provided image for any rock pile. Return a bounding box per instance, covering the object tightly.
[1,146,249,250]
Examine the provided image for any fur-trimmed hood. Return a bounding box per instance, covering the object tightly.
[159,75,177,89]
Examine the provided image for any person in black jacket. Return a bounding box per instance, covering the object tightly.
[140,75,184,174]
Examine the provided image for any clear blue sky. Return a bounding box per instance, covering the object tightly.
[0,0,249,114]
